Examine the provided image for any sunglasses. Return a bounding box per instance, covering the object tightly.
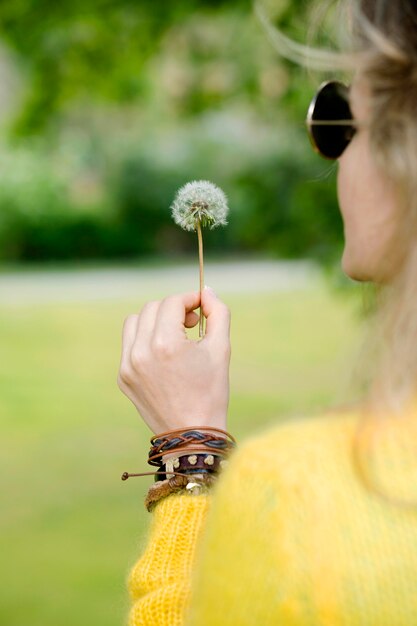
[306,80,358,160]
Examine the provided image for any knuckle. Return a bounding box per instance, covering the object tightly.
[130,347,149,370]
[213,340,231,362]
[162,293,177,306]
[219,338,231,356]
[118,366,133,386]
[124,313,136,325]
[223,341,232,358]
[142,299,159,312]
[218,301,231,317]
[123,313,137,331]
[151,337,175,357]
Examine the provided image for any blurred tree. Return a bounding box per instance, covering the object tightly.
[0,0,258,136]
[0,0,346,265]
[0,0,334,136]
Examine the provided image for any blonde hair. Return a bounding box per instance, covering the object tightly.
[255,0,417,509]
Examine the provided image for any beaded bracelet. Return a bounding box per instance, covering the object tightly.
[156,452,227,482]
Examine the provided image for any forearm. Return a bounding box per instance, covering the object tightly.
[127,492,212,626]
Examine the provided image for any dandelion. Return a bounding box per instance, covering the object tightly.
[171,180,229,337]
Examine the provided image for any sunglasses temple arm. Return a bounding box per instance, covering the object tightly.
[306,120,358,126]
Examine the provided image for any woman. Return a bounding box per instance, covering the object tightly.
[117,1,417,624]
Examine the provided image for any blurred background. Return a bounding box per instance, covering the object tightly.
[0,1,364,624]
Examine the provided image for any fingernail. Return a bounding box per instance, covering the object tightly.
[204,285,217,296]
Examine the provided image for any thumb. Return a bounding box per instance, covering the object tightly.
[201,285,231,343]
[204,285,217,298]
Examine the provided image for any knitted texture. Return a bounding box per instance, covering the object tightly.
[127,409,417,625]
[127,492,211,626]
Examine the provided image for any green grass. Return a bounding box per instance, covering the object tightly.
[0,277,361,626]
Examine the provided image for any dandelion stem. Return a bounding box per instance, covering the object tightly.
[196,219,204,337]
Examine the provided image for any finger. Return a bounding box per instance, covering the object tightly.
[200,286,230,344]
[184,310,200,328]
[153,291,200,343]
[119,314,139,380]
[134,300,161,350]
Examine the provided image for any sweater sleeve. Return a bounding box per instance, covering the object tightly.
[127,435,293,626]
[127,492,212,626]
[183,437,293,626]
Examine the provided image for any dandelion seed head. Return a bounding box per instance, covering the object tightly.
[170,180,229,232]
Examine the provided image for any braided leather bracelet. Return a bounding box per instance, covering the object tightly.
[122,426,236,480]
[148,430,234,466]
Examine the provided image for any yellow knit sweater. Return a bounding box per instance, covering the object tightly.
[127,409,417,625]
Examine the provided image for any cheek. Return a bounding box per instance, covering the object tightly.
[337,137,400,281]
[337,159,352,226]
[337,146,365,247]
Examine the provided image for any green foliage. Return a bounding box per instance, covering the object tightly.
[0,1,345,265]
[0,0,251,136]
[230,145,342,262]
[0,148,102,260]
[0,117,342,263]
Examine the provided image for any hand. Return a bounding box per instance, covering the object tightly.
[117,286,231,439]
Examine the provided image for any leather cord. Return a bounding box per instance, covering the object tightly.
[121,427,236,481]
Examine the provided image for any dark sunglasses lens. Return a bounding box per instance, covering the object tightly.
[309,82,354,159]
